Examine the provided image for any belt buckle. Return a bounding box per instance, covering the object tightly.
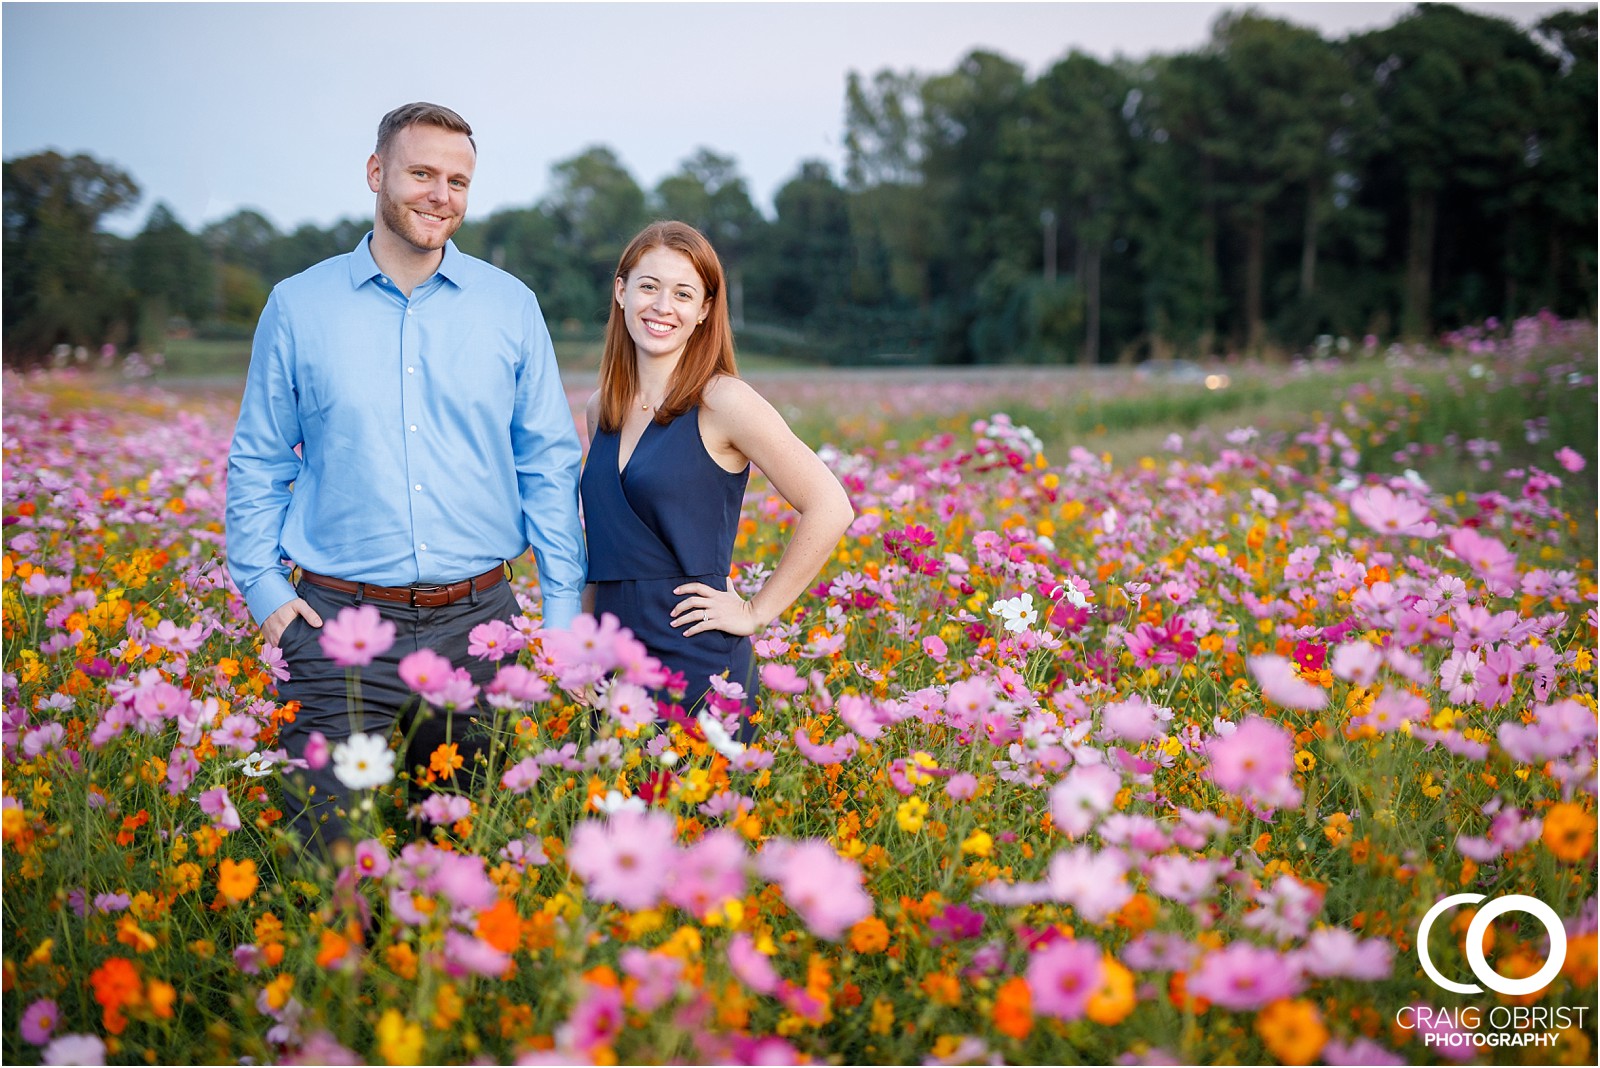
[408,582,444,607]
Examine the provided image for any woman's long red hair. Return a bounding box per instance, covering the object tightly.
[598,220,738,433]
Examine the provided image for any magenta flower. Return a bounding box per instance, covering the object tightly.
[1297,927,1393,980]
[165,746,200,795]
[21,998,58,1045]
[1554,445,1586,472]
[1248,654,1327,711]
[945,773,979,801]
[1098,694,1171,744]
[565,982,625,1059]
[318,604,396,667]
[303,730,330,770]
[567,809,677,911]
[791,728,859,766]
[1447,527,1518,589]
[1025,937,1102,1020]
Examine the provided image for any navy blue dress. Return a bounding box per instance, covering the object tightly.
[581,406,757,718]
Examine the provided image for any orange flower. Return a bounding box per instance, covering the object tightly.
[1542,803,1596,862]
[430,743,464,779]
[89,957,142,1034]
[215,857,258,904]
[920,971,961,1007]
[993,975,1033,1040]
[1255,998,1328,1065]
[848,917,890,954]
[1561,932,1596,985]
[477,897,524,954]
[1086,955,1137,1025]
[385,942,419,981]
[115,915,158,953]
[147,980,176,1019]
[315,928,354,969]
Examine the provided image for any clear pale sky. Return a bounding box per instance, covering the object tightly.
[2,1,1588,236]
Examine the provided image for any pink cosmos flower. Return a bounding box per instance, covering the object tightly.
[567,809,677,911]
[620,948,684,1012]
[604,681,656,731]
[1297,927,1393,980]
[1349,485,1439,538]
[835,694,885,741]
[398,648,455,695]
[540,612,632,689]
[441,929,511,978]
[318,604,396,667]
[1447,527,1518,589]
[1046,845,1133,923]
[1025,937,1102,1020]
[1098,694,1171,744]
[1145,854,1230,905]
[1248,654,1327,711]
[758,839,872,941]
[500,756,542,794]
[727,931,780,994]
[467,618,522,661]
[1187,943,1303,1010]
[759,662,808,694]
[303,730,330,770]
[413,793,472,825]
[1322,1037,1406,1066]
[945,772,979,801]
[791,729,858,766]
[1554,446,1586,472]
[663,828,748,918]
[353,839,390,880]
[1049,763,1122,837]
[1438,649,1483,705]
[1330,641,1381,684]
[564,983,625,1058]
[922,635,949,663]
[1359,689,1428,733]
[21,998,58,1045]
[486,664,552,707]
[198,786,241,831]
[1206,716,1301,810]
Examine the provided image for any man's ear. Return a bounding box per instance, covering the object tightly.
[366,153,383,194]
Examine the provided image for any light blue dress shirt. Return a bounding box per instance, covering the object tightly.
[226,234,586,630]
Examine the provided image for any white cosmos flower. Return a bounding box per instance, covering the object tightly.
[591,789,646,815]
[989,593,1038,634]
[331,732,395,790]
[696,710,746,759]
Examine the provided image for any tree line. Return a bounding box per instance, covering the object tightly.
[4,4,1593,367]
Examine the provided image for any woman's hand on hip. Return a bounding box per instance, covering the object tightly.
[671,580,761,638]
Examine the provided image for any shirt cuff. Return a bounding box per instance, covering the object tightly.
[541,594,582,632]
[245,573,299,628]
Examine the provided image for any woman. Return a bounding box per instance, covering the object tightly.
[581,221,854,737]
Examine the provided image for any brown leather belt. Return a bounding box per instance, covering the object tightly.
[298,564,507,608]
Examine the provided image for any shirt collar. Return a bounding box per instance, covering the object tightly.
[348,232,469,290]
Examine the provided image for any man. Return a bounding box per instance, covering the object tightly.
[226,102,585,849]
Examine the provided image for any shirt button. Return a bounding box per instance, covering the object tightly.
[414,484,422,491]
[406,308,414,316]
[380,276,389,285]
[419,543,428,551]
[409,425,417,432]
[407,367,415,374]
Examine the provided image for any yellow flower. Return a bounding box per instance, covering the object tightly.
[869,996,895,1036]
[896,796,929,833]
[376,1009,425,1066]
[960,829,993,857]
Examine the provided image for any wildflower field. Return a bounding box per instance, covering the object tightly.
[3,316,1596,1066]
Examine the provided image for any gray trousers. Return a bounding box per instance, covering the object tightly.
[273,577,520,851]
